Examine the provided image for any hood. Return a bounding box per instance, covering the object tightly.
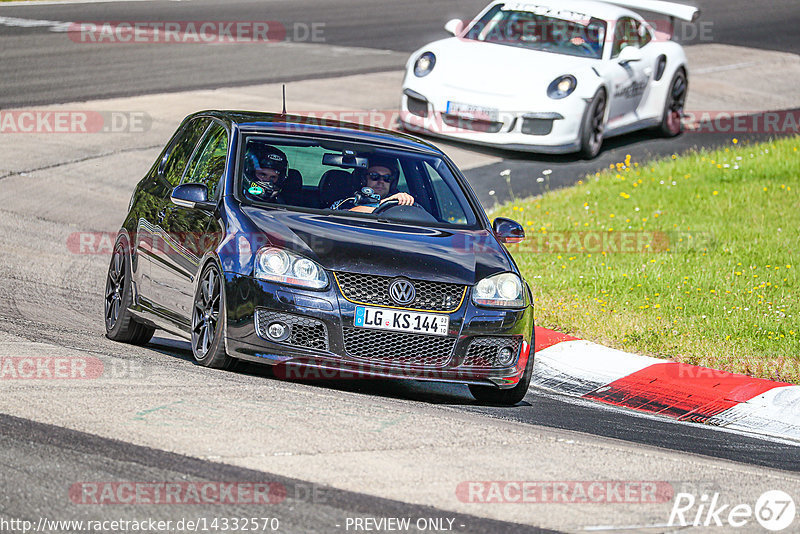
[240,207,514,286]
[421,37,596,97]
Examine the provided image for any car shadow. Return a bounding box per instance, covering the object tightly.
[144,337,512,406]
[232,358,483,405]
[146,336,195,363]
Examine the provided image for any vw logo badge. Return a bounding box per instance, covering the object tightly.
[389,279,415,306]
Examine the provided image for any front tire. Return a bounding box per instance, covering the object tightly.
[191,263,234,369]
[468,349,535,406]
[659,69,687,137]
[579,89,607,159]
[104,236,155,345]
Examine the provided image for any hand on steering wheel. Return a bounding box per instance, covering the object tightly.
[372,193,421,215]
[383,192,414,206]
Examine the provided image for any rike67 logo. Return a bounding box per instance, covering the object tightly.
[669,490,796,531]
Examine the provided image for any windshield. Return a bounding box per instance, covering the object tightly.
[237,134,479,227]
[465,3,607,59]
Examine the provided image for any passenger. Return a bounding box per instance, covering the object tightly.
[243,141,289,203]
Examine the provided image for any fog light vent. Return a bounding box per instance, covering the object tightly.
[463,336,522,367]
[255,309,329,350]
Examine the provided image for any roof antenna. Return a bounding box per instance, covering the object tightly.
[281,84,287,115]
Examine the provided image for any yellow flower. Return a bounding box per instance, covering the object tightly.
[712,191,719,196]
[732,138,738,144]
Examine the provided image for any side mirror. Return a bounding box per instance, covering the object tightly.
[170,183,216,211]
[493,217,525,244]
[444,18,463,36]
[617,45,643,64]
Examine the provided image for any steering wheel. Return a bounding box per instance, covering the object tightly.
[578,41,599,57]
[370,199,398,214]
[371,200,439,223]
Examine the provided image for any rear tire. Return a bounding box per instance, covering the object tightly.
[191,262,234,369]
[579,89,607,159]
[659,69,687,137]
[468,348,534,406]
[104,236,155,345]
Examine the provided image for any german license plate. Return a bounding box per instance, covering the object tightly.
[446,101,499,121]
[354,306,449,336]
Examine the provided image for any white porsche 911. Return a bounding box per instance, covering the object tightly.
[399,0,700,158]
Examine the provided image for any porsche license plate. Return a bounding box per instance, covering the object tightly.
[446,101,499,121]
[354,306,449,336]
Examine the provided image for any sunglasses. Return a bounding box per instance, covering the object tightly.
[366,172,394,183]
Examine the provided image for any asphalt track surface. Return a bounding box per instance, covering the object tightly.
[0,413,555,534]
[0,0,798,107]
[1,0,800,532]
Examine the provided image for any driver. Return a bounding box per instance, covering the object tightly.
[349,156,414,213]
[242,141,289,203]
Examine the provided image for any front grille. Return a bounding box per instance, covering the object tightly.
[463,336,522,367]
[441,113,504,133]
[342,327,456,367]
[334,272,465,312]
[255,309,329,350]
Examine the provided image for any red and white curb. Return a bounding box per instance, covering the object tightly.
[531,326,800,442]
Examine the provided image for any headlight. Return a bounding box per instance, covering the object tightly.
[547,75,577,99]
[472,272,524,308]
[254,247,328,290]
[414,52,436,77]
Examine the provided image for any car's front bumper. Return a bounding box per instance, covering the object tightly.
[399,84,588,153]
[223,273,534,389]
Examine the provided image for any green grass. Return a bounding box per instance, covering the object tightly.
[493,137,800,382]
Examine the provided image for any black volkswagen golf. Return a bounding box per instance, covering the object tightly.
[105,111,535,405]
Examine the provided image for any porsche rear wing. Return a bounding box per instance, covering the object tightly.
[603,0,700,22]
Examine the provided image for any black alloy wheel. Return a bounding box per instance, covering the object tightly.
[191,263,234,369]
[104,237,154,344]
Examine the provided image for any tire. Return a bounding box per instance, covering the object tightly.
[191,262,234,369]
[659,69,687,137]
[468,347,535,406]
[579,88,607,159]
[104,236,155,345]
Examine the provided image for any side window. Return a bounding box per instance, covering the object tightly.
[183,123,229,199]
[423,161,468,225]
[162,118,210,186]
[611,17,639,58]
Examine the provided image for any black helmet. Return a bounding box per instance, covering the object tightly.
[243,141,288,198]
